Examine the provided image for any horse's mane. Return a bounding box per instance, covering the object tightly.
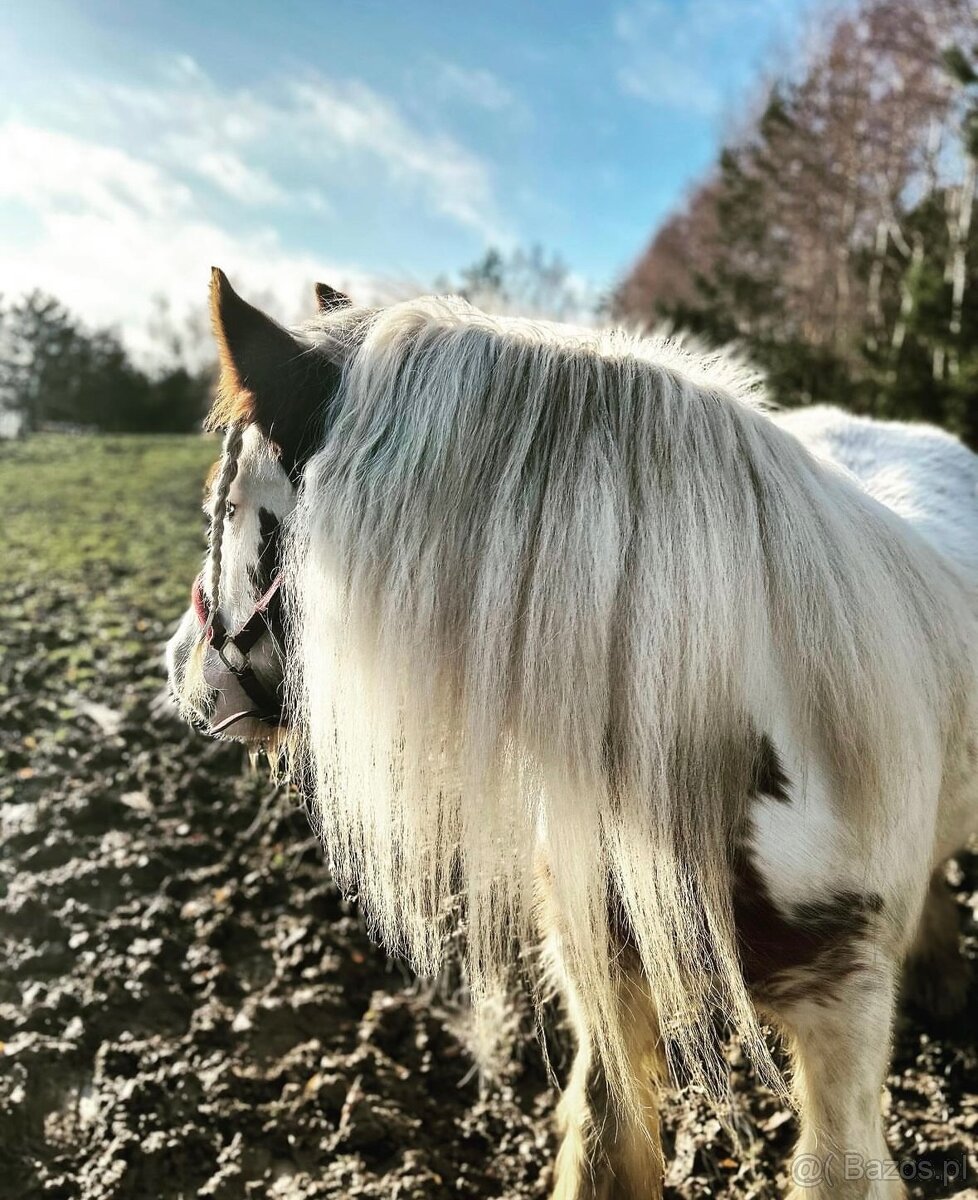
[282,295,969,1113]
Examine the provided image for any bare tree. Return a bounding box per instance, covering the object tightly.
[615,0,978,440]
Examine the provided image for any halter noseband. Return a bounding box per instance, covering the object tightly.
[193,571,285,732]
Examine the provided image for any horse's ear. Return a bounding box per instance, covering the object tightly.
[315,281,351,313]
[210,268,302,403]
[208,267,340,476]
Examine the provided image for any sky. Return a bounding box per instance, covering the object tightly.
[0,0,818,358]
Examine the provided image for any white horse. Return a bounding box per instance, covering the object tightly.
[167,270,978,1200]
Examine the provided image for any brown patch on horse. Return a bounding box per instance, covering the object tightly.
[206,267,282,430]
[610,732,884,1007]
[248,507,282,597]
[207,377,255,431]
[555,729,883,1020]
[733,853,883,1005]
[207,269,252,429]
[734,740,883,1003]
[752,734,790,803]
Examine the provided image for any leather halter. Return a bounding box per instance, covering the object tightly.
[193,572,285,732]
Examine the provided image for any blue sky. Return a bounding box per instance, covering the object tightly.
[0,0,816,354]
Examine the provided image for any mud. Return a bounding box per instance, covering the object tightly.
[2,576,977,1199]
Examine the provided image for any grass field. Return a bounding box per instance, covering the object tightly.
[1,434,218,715]
[3,433,218,606]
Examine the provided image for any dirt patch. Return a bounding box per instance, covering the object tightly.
[0,573,558,1200]
[2,437,977,1199]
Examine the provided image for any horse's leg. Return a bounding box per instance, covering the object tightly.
[551,950,665,1200]
[902,866,969,1018]
[535,852,665,1199]
[772,962,905,1200]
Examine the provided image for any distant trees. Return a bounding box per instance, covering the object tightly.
[0,247,604,439]
[442,245,601,323]
[0,292,212,435]
[615,0,978,448]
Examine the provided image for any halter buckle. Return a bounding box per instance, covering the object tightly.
[217,638,248,674]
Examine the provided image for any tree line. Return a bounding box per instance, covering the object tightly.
[615,0,978,448]
[0,292,212,435]
[12,0,978,454]
[0,250,598,438]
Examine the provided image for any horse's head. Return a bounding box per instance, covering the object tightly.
[166,268,350,744]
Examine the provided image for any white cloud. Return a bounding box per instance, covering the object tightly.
[0,118,379,363]
[618,59,721,116]
[160,135,295,209]
[615,0,788,44]
[0,57,509,356]
[0,120,193,222]
[288,77,508,243]
[58,61,505,241]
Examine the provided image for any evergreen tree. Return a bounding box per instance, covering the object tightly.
[615,0,978,448]
[0,292,211,434]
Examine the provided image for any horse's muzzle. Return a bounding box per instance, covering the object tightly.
[191,572,286,739]
[201,648,277,735]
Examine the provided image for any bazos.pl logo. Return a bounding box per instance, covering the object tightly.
[791,1152,970,1189]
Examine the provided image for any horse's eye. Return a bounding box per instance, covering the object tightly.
[225,500,237,520]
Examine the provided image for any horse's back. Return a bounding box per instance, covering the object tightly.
[775,405,978,581]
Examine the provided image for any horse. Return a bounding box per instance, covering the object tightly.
[167,268,978,1200]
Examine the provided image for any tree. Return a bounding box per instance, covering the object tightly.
[614,0,978,447]
[0,291,211,434]
[442,245,600,322]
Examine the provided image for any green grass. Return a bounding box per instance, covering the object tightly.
[0,433,221,709]
[2,433,219,617]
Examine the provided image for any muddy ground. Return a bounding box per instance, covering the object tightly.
[2,436,977,1199]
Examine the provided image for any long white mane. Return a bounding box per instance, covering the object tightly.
[282,296,971,1110]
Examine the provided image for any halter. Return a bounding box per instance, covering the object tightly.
[194,423,291,734]
[192,571,285,732]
